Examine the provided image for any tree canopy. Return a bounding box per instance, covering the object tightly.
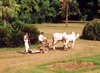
[0,0,100,25]
[0,0,16,26]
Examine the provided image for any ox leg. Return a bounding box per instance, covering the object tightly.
[63,45,68,51]
[64,40,69,51]
[52,41,56,50]
[72,41,75,50]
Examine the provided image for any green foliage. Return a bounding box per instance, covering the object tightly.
[68,0,80,16]
[82,18,100,40]
[0,21,40,47]
[77,0,100,21]
[79,14,88,21]
[1,0,100,24]
[0,0,17,27]
[0,19,4,26]
[22,24,40,44]
[61,0,80,20]
[0,26,8,47]
[17,0,61,24]
[6,21,24,47]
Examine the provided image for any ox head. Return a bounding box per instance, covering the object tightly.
[75,33,80,40]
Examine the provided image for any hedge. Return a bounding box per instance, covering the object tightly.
[82,18,100,41]
[0,21,40,47]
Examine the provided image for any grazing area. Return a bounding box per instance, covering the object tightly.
[0,23,100,73]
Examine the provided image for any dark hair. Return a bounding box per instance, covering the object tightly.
[41,32,44,34]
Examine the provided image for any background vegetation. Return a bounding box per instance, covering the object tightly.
[1,0,100,24]
[82,18,100,41]
[0,0,100,47]
[0,21,40,47]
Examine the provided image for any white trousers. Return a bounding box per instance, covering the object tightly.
[25,43,29,52]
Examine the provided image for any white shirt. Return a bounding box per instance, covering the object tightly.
[38,34,45,41]
[24,35,28,43]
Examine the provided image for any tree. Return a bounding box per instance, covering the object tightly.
[0,0,16,26]
[60,0,79,26]
[60,0,69,26]
[68,0,80,20]
[77,0,100,21]
[18,0,61,24]
[18,0,33,23]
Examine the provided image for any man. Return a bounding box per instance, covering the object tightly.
[38,32,48,44]
[24,33,29,54]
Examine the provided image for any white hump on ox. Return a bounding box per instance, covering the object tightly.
[52,32,80,50]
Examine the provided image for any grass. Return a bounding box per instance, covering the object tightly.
[0,23,100,73]
[38,54,100,73]
[0,44,43,52]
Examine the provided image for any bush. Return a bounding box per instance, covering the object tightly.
[0,21,25,47]
[22,24,40,44]
[0,21,40,47]
[0,26,8,47]
[0,19,4,26]
[82,18,100,40]
[6,21,25,47]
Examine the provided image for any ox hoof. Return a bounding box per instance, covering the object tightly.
[65,49,68,51]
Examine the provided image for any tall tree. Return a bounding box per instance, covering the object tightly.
[60,0,79,26]
[18,0,61,24]
[0,0,16,26]
[77,0,100,20]
[60,0,69,26]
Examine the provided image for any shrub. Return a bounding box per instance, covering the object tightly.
[0,19,4,26]
[0,26,8,47]
[0,21,40,47]
[6,21,25,47]
[0,21,25,47]
[82,18,100,40]
[22,24,40,44]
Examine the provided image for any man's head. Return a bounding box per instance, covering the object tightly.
[41,32,44,35]
[26,33,28,36]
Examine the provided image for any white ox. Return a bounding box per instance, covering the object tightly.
[52,32,66,50]
[63,32,80,50]
[52,32,80,50]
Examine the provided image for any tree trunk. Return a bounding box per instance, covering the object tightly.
[4,17,6,26]
[66,0,68,27]
[66,8,68,27]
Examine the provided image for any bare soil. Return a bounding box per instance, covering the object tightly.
[46,61,97,71]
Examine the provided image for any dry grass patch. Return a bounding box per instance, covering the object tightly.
[46,61,97,71]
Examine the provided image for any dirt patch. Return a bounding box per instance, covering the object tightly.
[46,61,97,71]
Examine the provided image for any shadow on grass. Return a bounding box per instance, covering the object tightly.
[17,51,43,54]
[17,51,25,54]
[49,47,71,51]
